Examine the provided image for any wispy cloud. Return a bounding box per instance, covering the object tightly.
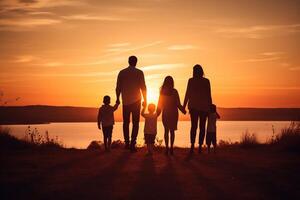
[145,73,164,80]
[31,63,185,78]
[105,41,163,54]
[141,63,185,71]
[217,86,300,91]
[14,55,38,63]
[167,45,198,50]
[238,57,281,63]
[260,52,285,56]
[82,78,116,83]
[0,18,61,28]
[0,0,84,12]
[237,51,285,63]
[0,0,84,31]
[289,67,300,71]
[108,43,131,47]
[216,24,300,39]
[42,62,64,67]
[280,63,291,67]
[32,70,119,77]
[62,14,128,21]
[25,42,163,68]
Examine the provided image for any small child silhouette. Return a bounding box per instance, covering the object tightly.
[141,103,158,155]
[206,104,220,153]
[97,95,119,152]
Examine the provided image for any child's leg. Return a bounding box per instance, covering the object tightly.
[149,135,155,154]
[107,126,112,150]
[212,132,217,153]
[102,128,108,150]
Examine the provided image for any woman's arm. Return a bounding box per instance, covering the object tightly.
[156,93,162,117]
[176,90,186,114]
[183,79,191,109]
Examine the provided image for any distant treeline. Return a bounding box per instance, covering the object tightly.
[0,105,300,124]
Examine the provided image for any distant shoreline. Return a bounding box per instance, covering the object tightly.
[1,105,299,125]
[1,119,298,126]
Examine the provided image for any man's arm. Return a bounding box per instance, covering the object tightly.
[141,106,146,118]
[183,79,190,109]
[140,71,147,107]
[97,109,102,130]
[207,79,212,105]
[216,112,221,119]
[116,72,121,104]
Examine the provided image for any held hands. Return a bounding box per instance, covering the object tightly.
[180,105,187,115]
[116,99,120,105]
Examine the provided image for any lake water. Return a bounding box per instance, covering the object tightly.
[3,121,292,149]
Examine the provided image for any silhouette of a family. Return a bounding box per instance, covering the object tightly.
[97,56,220,155]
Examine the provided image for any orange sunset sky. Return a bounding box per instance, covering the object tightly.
[0,0,299,108]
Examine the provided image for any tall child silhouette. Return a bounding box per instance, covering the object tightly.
[157,76,185,155]
[116,56,147,152]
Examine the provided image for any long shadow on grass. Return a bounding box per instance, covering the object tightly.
[130,155,183,200]
[49,150,132,199]
[192,153,298,199]
[178,153,226,199]
[0,150,106,199]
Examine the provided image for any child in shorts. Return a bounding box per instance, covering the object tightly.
[206,104,220,153]
[141,103,158,155]
[97,95,119,152]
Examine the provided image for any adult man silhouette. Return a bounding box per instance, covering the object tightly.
[116,56,147,152]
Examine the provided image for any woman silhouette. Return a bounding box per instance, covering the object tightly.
[183,65,212,154]
[157,76,185,155]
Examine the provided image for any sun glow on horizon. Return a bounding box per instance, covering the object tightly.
[147,86,159,105]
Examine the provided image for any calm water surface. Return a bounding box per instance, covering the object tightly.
[4,121,291,149]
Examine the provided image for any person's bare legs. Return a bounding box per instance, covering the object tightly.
[122,105,130,149]
[199,112,208,154]
[190,109,199,154]
[164,127,169,155]
[170,130,175,155]
[103,135,108,151]
[102,128,108,151]
[108,137,111,151]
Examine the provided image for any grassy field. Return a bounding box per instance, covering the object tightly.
[1,146,300,199]
[1,123,300,199]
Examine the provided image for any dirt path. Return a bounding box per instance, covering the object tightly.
[1,147,299,199]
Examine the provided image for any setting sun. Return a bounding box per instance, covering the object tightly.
[146,86,159,104]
